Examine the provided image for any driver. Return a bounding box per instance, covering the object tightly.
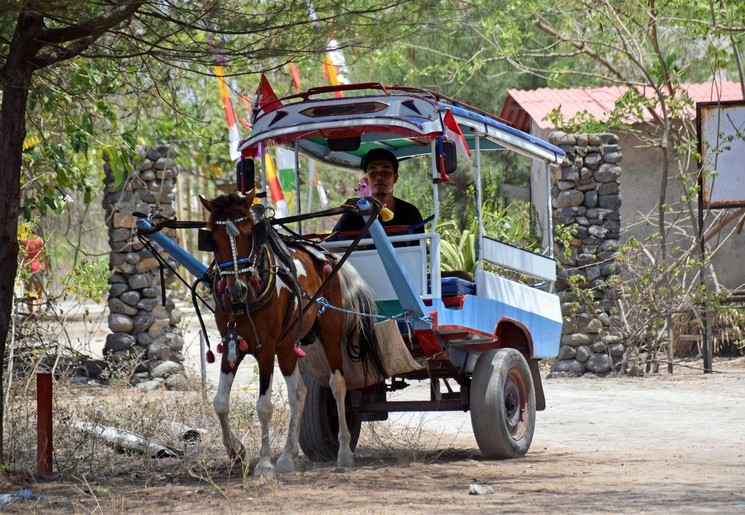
[331,148,423,239]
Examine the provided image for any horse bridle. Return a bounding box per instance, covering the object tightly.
[213,216,259,284]
[211,214,274,313]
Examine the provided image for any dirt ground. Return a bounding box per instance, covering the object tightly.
[3,303,745,514]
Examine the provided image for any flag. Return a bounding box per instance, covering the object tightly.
[263,150,290,217]
[324,38,350,98]
[289,63,302,92]
[214,64,241,161]
[254,74,282,113]
[238,91,252,131]
[310,161,329,209]
[275,146,296,192]
[443,109,471,159]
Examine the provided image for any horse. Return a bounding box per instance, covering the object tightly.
[199,191,386,477]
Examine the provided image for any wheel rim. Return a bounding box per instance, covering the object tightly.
[503,368,528,439]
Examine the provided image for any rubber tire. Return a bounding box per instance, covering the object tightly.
[470,348,536,459]
[299,374,362,462]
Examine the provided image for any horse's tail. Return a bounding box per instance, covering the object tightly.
[337,263,388,379]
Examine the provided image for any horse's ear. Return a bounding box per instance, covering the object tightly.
[243,188,255,209]
[199,195,212,213]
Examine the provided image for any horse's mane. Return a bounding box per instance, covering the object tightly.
[208,193,252,221]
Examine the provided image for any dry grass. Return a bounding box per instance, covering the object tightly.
[3,310,474,513]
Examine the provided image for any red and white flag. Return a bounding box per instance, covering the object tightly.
[253,74,282,114]
[443,109,471,159]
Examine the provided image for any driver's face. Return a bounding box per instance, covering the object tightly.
[364,159,397,197]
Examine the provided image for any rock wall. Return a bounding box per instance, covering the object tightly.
[102,145,188,389]
[548,132,636,376]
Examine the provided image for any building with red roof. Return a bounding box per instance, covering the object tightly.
[499,81,745,290]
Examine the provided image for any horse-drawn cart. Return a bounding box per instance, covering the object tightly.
[138,82,565,473]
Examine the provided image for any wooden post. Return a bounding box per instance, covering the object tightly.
[36,373,53,476]
[185,174,194,256]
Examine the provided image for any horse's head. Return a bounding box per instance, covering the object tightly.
[200,190,261,306]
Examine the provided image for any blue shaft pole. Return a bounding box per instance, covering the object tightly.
[357,199,430,329]
[136,219,208,280]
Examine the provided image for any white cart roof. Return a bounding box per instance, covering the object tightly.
[238,83,564,169]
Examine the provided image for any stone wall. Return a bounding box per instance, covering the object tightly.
[102,145,188,389]
[548,132,636,376]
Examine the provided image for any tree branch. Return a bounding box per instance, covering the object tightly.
[39,1,144,45]
[31,1,144,69]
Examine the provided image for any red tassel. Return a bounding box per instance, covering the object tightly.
[206,350,215,364]
[294,341,306,358]
[216,343,224,354]
[217,279,226,295]
[239,336,249,352]
[250,276,260,291]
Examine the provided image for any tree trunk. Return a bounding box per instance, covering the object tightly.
[0,11,42,467]
[0,82,29,466]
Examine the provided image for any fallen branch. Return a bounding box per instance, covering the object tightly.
[164,420,204,443]
[71,421,183,458]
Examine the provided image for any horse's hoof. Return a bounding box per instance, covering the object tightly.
[254,460,274,478]
[275,454,295,475]
[227,442,246,463]
[336,453,354,469]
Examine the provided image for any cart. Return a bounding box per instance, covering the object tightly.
[233,83,565,460]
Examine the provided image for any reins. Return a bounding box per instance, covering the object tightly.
[276,197,383,344]
[136,196,383,360]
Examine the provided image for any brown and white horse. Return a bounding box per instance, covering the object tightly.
[199,191,384,477]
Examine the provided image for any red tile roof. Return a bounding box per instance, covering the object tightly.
[500,82,744,132]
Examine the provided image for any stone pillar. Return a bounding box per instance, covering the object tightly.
[102,145,188,389]
[548,132,635,376]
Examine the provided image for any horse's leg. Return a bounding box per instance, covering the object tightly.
[316,281,356,468]
[254,353,276,477]
[275,364,307,475]
[327,368,354,467]
[213,370,246,462]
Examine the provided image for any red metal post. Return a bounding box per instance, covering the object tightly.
[36,373,53,476]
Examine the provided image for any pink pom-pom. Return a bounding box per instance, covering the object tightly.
[293,341,306,358]
[206,350,215,364]
[323,263,333,278]
[239,337,249,352]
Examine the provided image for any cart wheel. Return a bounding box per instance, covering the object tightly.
[470,348,536,459]
[299,374,362,462]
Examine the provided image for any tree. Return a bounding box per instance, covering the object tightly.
[0,0,432,466]
[463,0,745,367]
[349,3,552,233]
[365,0,745,368]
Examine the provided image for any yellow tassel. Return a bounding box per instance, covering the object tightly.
[22,135,40,151]
[380,207,394,222]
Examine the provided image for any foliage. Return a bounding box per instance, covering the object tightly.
[21,59,134,216]
[438,198,539,275]
[614,232,745,368]
[61,258,112,304]
[4,1,437,219]
[426,0,745,365]
[438,221,476,274]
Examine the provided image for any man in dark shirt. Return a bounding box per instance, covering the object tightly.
[332,148,424,239]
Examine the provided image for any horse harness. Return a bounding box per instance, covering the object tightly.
[137,196,382,365]
[209,210,331,357]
